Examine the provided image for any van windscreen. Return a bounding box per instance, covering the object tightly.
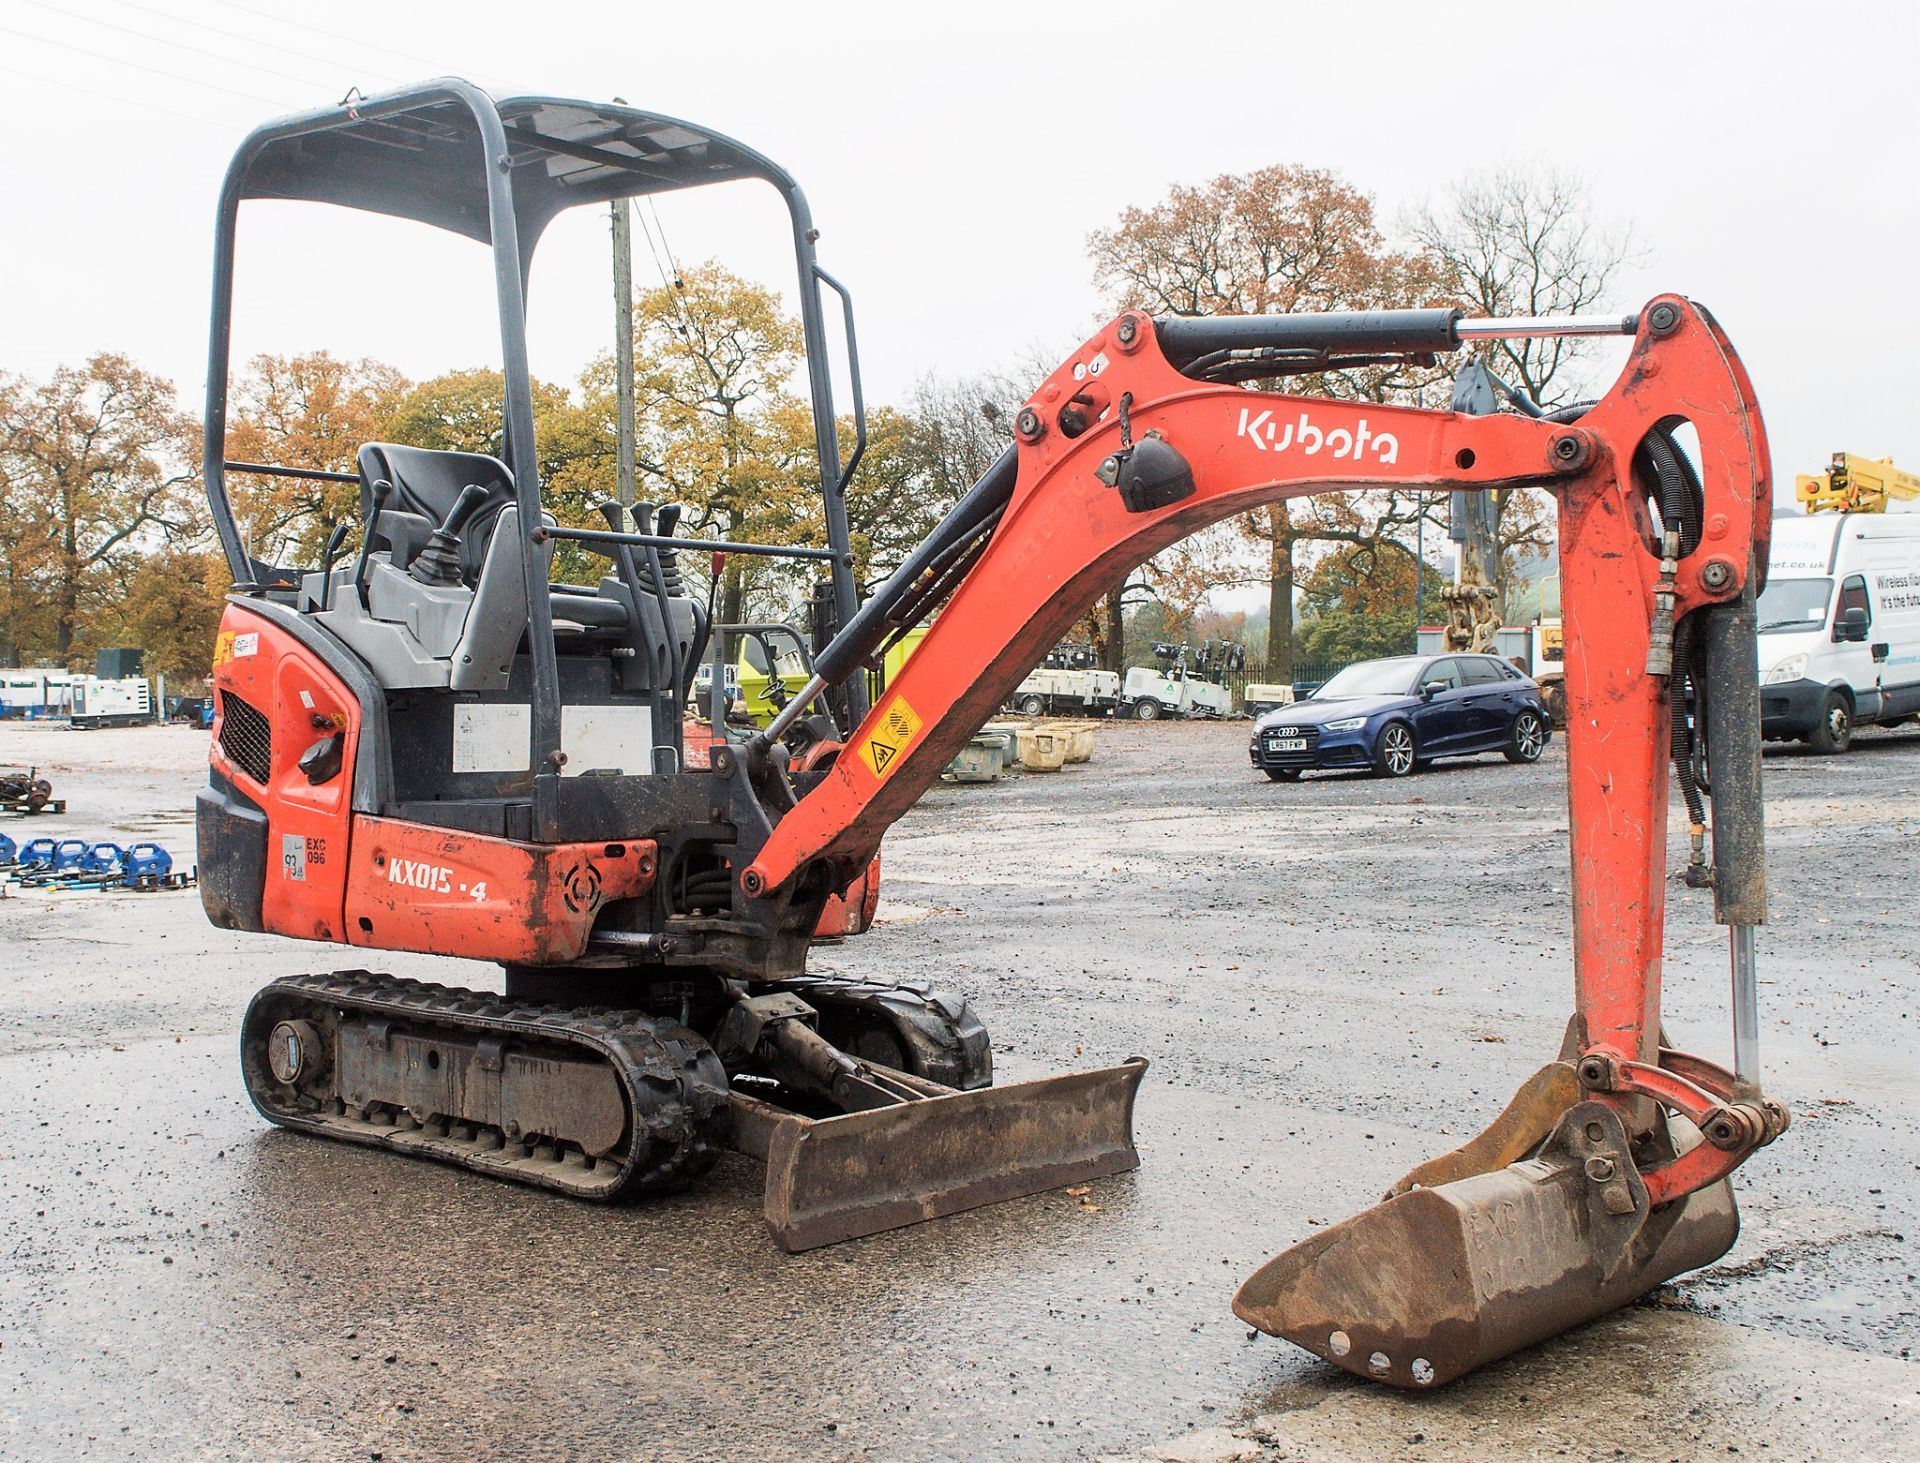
[1756,576,1833,632]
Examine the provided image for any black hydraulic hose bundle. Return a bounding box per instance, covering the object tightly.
[1634,420,1714,878]
[1471,385,1718,851]
[1672,613,1710,836]
[810,447,1018,687]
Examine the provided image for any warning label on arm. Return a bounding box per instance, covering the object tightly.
[850,695,924,782]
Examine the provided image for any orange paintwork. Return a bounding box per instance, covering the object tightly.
[343,818,659,966]
[746,296,1771,1210]
[209,604,360,942]
[814,854,882,938]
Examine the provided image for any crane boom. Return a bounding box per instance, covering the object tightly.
[1797,451,1920,513]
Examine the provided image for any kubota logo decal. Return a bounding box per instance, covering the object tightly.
[1237,408,1398,464]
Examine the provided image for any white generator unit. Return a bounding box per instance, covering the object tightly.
[0,669,75,718]
[1121,666,1233,720]
[1242,682,1296,716]
[1009,666,1121,716]
[69,676,153,729]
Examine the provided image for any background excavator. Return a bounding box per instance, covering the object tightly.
[199,80,1784,1389]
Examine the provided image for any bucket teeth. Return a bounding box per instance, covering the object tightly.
[1234,1101,1739,1387]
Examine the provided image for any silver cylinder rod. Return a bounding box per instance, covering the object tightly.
[1455,313,1638,341]
[1730,924,1760,1087]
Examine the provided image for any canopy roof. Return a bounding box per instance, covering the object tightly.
[235,88,789,247]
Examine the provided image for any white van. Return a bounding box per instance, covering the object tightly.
[1757,513,1920,751]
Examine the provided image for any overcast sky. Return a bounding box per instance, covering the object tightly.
[3,0,1915,511]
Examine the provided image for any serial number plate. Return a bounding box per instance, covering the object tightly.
[1265,736,1307,752]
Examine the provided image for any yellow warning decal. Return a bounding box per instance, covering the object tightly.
[852,694,924,782]
[212,630,236,667]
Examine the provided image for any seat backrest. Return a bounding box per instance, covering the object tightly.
[357,443,515,586]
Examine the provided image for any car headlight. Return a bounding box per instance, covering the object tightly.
[1764,654,1808,685]
[1323,716,1367,731]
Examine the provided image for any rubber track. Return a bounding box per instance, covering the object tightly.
[242,971,731,1201]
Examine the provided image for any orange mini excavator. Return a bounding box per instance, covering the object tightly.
[200,82,1782,1387]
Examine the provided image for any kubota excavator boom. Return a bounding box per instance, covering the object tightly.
[201,81,1781,1392]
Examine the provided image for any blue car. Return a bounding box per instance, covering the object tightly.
[1249,653,1551,782]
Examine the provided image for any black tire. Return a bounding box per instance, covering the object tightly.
[1132,699,1162,721]
[1505,710,1548,764]
[1807,691,1852,754]
[1018,694,1046,717]
[1263,767,1301,783]
[1374,721,1416,778]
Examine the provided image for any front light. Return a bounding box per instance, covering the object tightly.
[1324,716,1367,732]
[1764,654,1808,685]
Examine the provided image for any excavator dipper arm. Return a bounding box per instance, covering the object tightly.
[741,295,1781,1385]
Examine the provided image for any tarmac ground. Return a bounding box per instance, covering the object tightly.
[0,717,1914,1461]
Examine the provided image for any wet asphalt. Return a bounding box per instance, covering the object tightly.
[0,719,1914,1461]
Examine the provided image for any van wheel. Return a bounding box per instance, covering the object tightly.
[1808,692,1852,754]
[1018,694,1045,716]
[1132,699,1162,721]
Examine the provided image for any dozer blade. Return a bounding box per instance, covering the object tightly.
[1233,1101,1738,1388]
[729,1058,1147,1251]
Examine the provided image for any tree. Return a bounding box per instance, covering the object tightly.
[224,353,409,567]
[93,546,230,681]
[0,354,202,662]
[1294,539,1445,669]
[1410,165,1637,409]
[1089,166,1451,683]
[583,260,815,628]
[1410,166,1638,642]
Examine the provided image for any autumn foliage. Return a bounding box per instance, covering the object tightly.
[0,162,1613,687]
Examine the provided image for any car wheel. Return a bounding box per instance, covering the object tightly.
[1132,699,1161,721]
[1374,722,1416,778]
[1263,767,1300,783]
[1019,694,1045,716]
[1505,710,1547,763]
[1808,691,1852,754]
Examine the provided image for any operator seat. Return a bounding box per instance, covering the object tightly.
[353,439,629,645]
[357,442,514,585]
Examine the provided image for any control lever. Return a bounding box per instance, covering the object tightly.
[409,483,490,586]
[350,479,392,608]
[317,520,352,611]
[630,502,685,722]
[595,501,670,697]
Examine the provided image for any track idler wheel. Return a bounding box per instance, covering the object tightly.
[1233,1100,1738,1388]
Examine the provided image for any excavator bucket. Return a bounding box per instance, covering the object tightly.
[728,1059,1147,1250]
[1234,1099,1738,1387]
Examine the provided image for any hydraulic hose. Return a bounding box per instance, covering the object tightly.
[811,447,1018,686]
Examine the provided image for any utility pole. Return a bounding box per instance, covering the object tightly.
[612,198,637,508]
